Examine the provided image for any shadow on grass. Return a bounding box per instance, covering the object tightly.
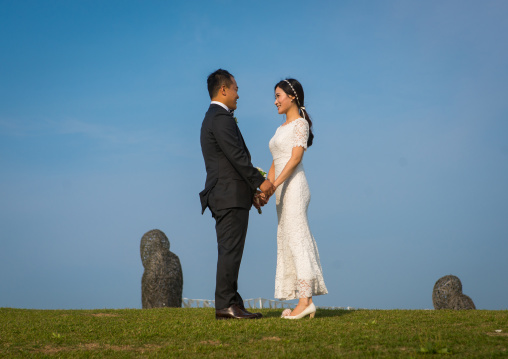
[261,309,355,318]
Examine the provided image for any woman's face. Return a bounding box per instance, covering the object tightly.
[274,86,294,115]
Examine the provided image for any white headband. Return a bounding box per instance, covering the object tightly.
[284,80,301,107]
[284,80,306,120]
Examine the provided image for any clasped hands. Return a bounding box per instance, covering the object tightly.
[253,179,276,210]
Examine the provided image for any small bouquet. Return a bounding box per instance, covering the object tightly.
[256,167,267,178]
[255,167,267,214]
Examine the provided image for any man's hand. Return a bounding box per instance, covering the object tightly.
[254,191,269,206]
[260,180,276,197]
[252,194,262,211]
[253,192,269,213]
[259,192,269,205]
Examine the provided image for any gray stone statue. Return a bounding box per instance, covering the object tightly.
[141,229,183,308]
[449,293,476,310]
[432,275,475,310]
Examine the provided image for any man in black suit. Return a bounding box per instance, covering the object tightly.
[200,69,275,320]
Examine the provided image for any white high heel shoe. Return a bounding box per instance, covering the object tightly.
[282,303,316,320]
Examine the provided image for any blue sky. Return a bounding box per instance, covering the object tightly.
[1,0,507,310]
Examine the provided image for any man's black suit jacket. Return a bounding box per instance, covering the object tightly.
[199,104,265,214]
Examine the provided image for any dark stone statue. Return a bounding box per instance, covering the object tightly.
[449,293,476,310]
[432,275,475,310]
[432,275,462,309]
[141,229,183,308]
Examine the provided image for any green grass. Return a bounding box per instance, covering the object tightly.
[1,308,507,358]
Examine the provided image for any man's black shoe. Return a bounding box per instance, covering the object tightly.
[215,304,260,320]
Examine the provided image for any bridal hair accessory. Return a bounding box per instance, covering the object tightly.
[284,80,306,120]
[284,80,301,107]
[299,106,307,118]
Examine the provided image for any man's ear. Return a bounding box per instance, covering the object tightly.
[220,85,227,96]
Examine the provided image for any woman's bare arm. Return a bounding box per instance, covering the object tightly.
[267,161,276,184]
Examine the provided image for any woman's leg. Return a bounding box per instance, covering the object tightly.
[290,296,313,316]
[289,279,314,315]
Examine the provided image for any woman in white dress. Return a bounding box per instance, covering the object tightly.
[267,78,328,319]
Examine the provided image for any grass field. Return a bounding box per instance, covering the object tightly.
[1,307,507,357]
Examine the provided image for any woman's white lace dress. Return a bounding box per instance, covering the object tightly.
[269,118,328,300]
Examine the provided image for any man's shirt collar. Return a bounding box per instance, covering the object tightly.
[211,101,230,112]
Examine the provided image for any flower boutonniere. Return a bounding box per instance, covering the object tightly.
[234,116,238,124]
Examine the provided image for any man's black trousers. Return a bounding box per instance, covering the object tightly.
[211,206,249,310]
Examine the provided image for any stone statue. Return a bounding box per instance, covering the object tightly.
[141,229,183,308]
[449,293,476,310]
[432,275,475,310]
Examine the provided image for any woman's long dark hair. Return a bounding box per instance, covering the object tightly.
[274,78,314,147]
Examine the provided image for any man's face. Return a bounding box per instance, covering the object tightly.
[223,76,239,111]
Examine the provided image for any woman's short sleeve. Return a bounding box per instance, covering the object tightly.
[293,118,309,149]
